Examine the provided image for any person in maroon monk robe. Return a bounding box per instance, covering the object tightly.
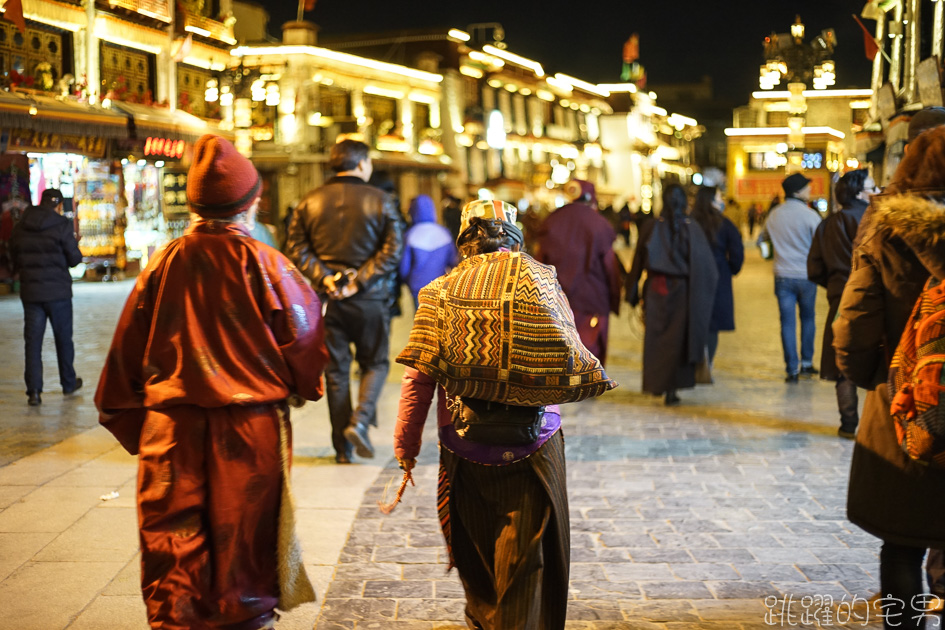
[95,134,329,630]
[534,179,622,365]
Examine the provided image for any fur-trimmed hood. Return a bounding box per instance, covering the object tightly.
[873,193,945,279]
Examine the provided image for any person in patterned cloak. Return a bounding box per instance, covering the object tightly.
[95,134,329,630]
[394,199,571,630]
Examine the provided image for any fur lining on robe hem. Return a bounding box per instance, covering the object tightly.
[276,410,316,610]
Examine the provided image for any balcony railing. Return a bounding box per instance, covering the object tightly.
[183,13,236,46]
[106,0,171,23]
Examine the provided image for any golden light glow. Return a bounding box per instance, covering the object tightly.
[459,66,484,78]
[447,28,471,41]
[724,126,845,139]
[231,45,443,83]
[554,73,610,97]
[482,45,544,77]
[598,83,637,93]
[363,85,404,99]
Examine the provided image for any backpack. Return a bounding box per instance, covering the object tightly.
[888,276,945,468]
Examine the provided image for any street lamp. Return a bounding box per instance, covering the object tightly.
[759,15,837,90]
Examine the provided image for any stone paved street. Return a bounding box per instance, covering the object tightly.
[0,246,927,629]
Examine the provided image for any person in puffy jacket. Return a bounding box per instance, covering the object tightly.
[9,188,83,406]
[833,125,945,630]
[399,194,457,308]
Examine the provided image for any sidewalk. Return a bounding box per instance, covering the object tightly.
[0,249,898,629]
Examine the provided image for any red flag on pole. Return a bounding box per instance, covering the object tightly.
[3,0,26,35]
[303,0,316,11]
[853,14,880,61]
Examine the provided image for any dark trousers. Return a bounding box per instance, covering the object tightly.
[23,299,77,394]
[323,297,390,457]
[837,374,859,431]
[879,541,930,630]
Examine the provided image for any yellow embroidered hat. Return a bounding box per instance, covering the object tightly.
[459,199,518,235]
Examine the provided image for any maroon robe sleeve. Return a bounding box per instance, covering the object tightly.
[394,367,438,461]
[95,273,154,455]
[264,255,329,402]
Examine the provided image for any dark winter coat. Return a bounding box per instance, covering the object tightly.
[807,198,867,380]
[9,205,82,303]
[706,216,744,332]
[626,216,718,395]
[833,193,945,549]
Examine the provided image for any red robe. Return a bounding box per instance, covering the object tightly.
[534,202,622,365]
[95,220,328,630]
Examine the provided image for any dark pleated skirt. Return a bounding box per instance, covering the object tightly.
[438,431,570,630]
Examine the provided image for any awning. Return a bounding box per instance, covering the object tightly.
[109,102,225,143]
[0,91,129,139]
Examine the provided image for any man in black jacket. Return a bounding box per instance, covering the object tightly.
[9,189,83,405]
[286,140,403,463]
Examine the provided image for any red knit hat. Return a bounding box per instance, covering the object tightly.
[187,134,261,218]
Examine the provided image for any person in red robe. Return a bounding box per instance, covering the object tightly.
[534,179,622,365]
[95,135,329,630]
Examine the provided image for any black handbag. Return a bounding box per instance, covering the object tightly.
[450,396,544,446]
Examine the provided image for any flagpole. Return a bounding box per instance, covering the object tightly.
[297,0,304,22]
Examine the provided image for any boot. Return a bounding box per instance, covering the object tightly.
[344,423,375,458]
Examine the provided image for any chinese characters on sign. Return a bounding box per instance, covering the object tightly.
[763,594,943,627]
[5,129,107,157]
[144,137,187,159]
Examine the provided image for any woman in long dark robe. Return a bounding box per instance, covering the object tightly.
[625,184,718,405]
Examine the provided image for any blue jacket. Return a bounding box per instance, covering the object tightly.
[399,195,456,304]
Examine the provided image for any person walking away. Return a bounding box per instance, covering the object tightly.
[757,173,822,382]
[286,139,403,463]
[9,188,83,406]
[94,135,329,630]
[399,194,457,308]
[534,179,622,366]
[394,199,615,630]
[691,185,744,367]
[833,126,945,630]
[625,184,718,405]
[807,169,872,439]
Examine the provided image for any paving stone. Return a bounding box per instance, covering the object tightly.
[395,597,466,621]
[603,563,675,582]
[690,548,756,564]
[318,597,396,621]
[565,599,626,620]
[708,581,779,599]
[670,563,740,581]
[796,564,873,582]
[639,581,715,599]
[364,580,434,599]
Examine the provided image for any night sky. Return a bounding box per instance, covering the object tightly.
[259,0,876,103]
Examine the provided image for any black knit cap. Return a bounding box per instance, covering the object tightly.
[907,106,945,142]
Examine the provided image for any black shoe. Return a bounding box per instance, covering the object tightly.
[27,392,41,406]
[344,425,375,458]
[785,373,799,383]
[800,366,818,377]
[664,392,681,406]
[63,378,83,395]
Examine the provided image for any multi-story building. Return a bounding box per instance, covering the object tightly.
[3,0,234,275]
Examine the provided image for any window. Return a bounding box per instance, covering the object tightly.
[101,42,154,103]
[0,21,69,88]
[766,110,789,127]
[177,64,216,118]
[319,85,350,118]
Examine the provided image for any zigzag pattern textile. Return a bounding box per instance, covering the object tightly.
[397,251,616,406]
[889,276,945,468]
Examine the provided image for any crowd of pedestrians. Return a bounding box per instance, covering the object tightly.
[11,122,945,628]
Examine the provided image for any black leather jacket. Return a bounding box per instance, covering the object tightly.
[285,176,403,301]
